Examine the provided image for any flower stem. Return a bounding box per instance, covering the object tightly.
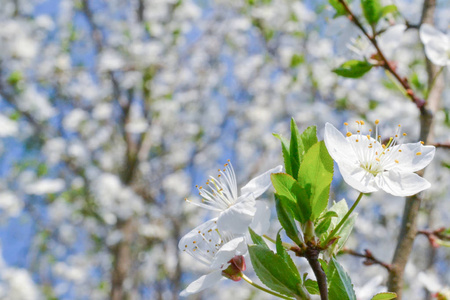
[263,235,294,249]
[240,273,294,300]
[322,192,364,247]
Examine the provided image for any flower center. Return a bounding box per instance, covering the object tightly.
[344,120,408,177]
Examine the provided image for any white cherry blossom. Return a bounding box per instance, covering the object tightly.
[420,24,450,67]
[178,218,247,296]
[324,121,435,197]
[186,161,282,234]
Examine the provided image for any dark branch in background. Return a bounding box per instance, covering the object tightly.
[340,248,391,271]
[335,1,444,298]
[433,143,450,149]
[337,0,426,111]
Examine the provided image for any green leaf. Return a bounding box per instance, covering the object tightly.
[371,292,397,300]
[379,4,397,18]
[318,210,339,221]
[361,0,383,25]
[305,279,320,295]
[276,230,301,281]
[290,54,305,68]
[333,60,373,78]
[271,173,312,224]
[298,141,334,220]
[290,118,301,180]
[273,133,292,176]
[315,217,333,235]
[275,195,303,245]
[248,245,303,297]
[249,227,269,249]
[327,257,356,300]
[329,0,348,17]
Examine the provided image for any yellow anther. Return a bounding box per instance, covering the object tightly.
[395,135,398,138]
[198,230,201,233]
[367,135,370,140]
[346,132,352,137]
[356,121,360,125]
[420,141,424,145]
[376,158,380,162]
[398,124,401,127]
[398,149,402,152]
[360,120,365,125]
[218,174,221,177]
[224,163,228,166]
[357,130,361,133]
[375,119,380,124]
[199,186,202,189]
[356,139,359,142]
[403,133,407,136]
[369,129,372,132]
[227,159,230,162]
[344,122,349,126]
[416,152,422,156]
[193,241,196,244]
[382,144,386,149]
[395,160,399,163]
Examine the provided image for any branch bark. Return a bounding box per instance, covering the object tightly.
[387,0,444,298]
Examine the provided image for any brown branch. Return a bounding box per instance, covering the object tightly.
[341,248,391,271]
[417,227,450,248]
[387,0,444,298]
[304,248,328,300]
[337,0,426,111]
[432,143,450,149]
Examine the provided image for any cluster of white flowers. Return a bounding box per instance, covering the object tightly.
[179,161,282,295]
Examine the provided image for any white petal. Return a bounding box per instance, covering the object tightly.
[210,236,247,269]
[178,218,218,252]
[379,24,406,57]
[425,40,449,66]
[217,196,256,234]
[391,143,435,173]
[240,165,283,198]
[338,160,379,193]
[324,123,359,166]
[375,170,431,197]
[420,24,447,45]
[249,200,271,235]
[180,269,223,296]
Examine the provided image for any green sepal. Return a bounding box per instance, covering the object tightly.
[305,279,320,295]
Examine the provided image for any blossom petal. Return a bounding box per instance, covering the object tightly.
[178,218,219,266]
[249,200,271,235]
[240,165,283,198]
[210,236,247,269]
[420,24,447,45]
[425,39,449,66]
[375,170,431,197]
[338,160,379,193]
[217,196,256,234]
[391,143,435,173]
[324,123,359,166]
[180,269,223,296]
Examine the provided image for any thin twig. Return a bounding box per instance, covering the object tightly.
[341,248,391,271]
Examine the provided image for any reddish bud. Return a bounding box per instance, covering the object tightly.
[221,255,246,282]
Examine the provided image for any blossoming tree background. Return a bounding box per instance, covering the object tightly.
[0,0,448,299]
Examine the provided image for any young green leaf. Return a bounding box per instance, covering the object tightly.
[275,195,303,245]
[379,4,397,18]
[248,244,303,297]
[290,118,301,180]
[361,0,382,25]
[327,257,357,300]
[273,133,292,176]
[328,0,348,17]
[371,292,397,300]
[276,231,301,281]
[298,141,333,220]
[248,227,269,249]
[333,60,373,78]
[315,216,333,235]
[304,279,320,295]
[271,173,312,224]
